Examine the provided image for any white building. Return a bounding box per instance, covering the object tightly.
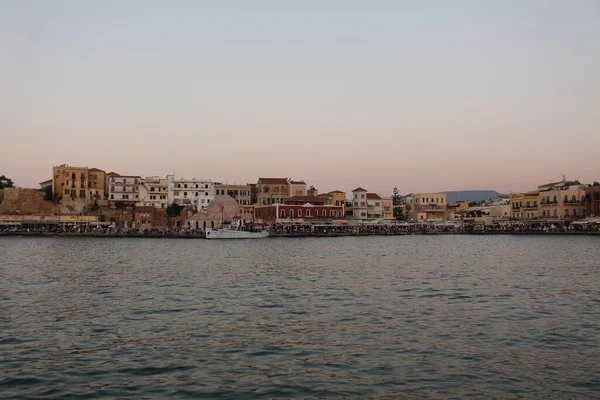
[108,175,141,203]
[290,180,308,197]
[352,187,384,220]
[137,176,169,208]
[167,175,214,210]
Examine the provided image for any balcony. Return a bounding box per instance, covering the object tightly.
[540,201,558,206]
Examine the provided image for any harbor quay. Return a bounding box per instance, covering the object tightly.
[1,220,599,238]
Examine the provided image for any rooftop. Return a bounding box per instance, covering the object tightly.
[367,193,382,200]
[259,178,289,185]
[352,187,368,192]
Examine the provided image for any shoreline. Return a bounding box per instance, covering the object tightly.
[1,231,599,239]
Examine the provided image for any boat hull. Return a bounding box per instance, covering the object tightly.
[205,229,270,239]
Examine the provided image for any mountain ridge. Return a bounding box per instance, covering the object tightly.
[439,190,507,203]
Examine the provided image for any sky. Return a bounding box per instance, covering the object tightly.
[1,0,599,196]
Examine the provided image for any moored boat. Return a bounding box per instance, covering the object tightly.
[205,217,269,239]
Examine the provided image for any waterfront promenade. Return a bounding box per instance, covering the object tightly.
[1,222,599,238]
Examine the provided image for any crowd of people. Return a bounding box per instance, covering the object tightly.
[2,221,599,237]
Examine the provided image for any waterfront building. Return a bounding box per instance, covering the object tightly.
[382,198,394,220]
[167,175,214,210]
[290,180,308,197]
[350,188,385,220]
[52,164,90,201]
[214,183,252,205]
[406,193,448,222]
[327,190,347,209]
[538,180,586,220]
[137,177,169,208]
[108,175,141,203]
[254,195,344,223]
[134,206,168,229]
[509,191,539,220]
[256,178,291,205]
[584,182,600,217]
[317,193,333,205]
[88,168,107,201]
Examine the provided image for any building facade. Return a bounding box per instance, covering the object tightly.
[167,175,214,210]
[290,181,308,197]
[406,193,448,221]
[214,183,252,205]
[256,178,290,205]
[538,181,586,220]
[584,183,600,217]
[509,191,539,220]
[254,203,344,223]
[88,168,107,201]
[108,175,141,203]
[327,190,346,209]
[382,197,394,220]
[137,177,169,208]
[52,164,90,201]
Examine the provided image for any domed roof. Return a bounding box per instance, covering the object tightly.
[189,195,240,221]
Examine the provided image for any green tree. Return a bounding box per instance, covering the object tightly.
[115,202,127,210]
[166,203,183,218]
[0,175,15,189]
[43,186,54,201]
[392,187,404,220]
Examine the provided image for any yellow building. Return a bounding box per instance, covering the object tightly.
[52,164,90,201]
[509,191,539,220]
[327,190,347,208]
[382,197,394,220]
[215,183,252,205]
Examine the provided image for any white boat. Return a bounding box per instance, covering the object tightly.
[206,217,270,239]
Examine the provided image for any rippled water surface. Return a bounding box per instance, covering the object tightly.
[1,236,599,399]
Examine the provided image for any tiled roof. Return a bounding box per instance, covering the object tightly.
[290,180,306,185]
[366,193,382,200]
[327,190,345,194]
[39,179,52,185]
[89,168,106,173]
[286,195,326,203]
[259,178,289,185]
[352,187,368,192]
[107,172,120,176]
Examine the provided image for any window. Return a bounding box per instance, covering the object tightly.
[306,209,311,217]
[565,209,569,217]
[110,194,114,199]
[330,210,334,217]
[195,184,198,188]
[375,202,380,207]
[195,192,199,196]
[177,184,181,188]
[573,209,577,217]
[290,209,294,218]
[184,192,187,197]
[174,191,180,196]
[64,189,69,194]
[184,184,188,188]
[564,195,568,203]
[441,198,444,203]
[281,209,285,217]
[123,195,129,199]
[205,184,208,189]
[298,209,302,217]
[361,194,365,199]
[205,192,208,196]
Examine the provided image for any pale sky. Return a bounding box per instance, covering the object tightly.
[1,0,599,196]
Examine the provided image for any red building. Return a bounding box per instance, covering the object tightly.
[585,183,600,216]
[254,196,344,223]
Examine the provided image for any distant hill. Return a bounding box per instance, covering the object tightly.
[440,190,507,203]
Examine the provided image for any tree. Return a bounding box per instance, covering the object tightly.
[0,175,15,189]
[166,203,183,218]
[43,186,54,201]
[115,202,127,210]
[392,187,404,220]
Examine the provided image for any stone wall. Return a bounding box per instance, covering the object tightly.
[0,188,57,215]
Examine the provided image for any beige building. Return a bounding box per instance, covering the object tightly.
[327,190,346,209]
[215,183,252,205]
[351,188,385,219]
[256,178,291,205]
[108,175,141,203]
[138,177,169,208]
[52,164,90,201]
[509,191,539,220]
[382,197,394,220]
[290,180,308,197]
[406,193,448,221]
[538,180,586,220]
[88,168,107,201]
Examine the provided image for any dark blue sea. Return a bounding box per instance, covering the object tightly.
[1,236,599,399]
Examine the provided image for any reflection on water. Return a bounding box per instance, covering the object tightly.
[1,236,599,399]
